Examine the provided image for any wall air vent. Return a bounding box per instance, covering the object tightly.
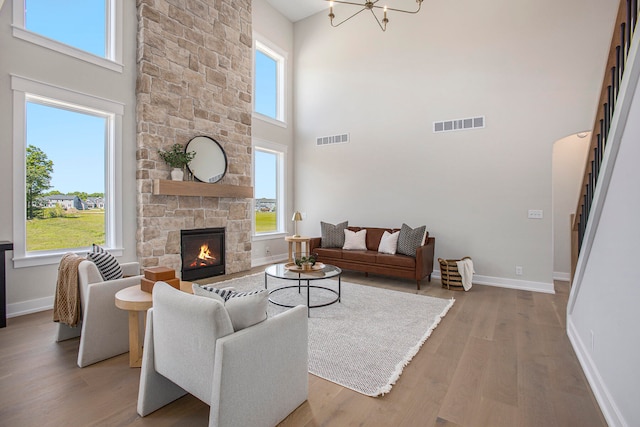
[433,116,485,133]
[316,133,350,146]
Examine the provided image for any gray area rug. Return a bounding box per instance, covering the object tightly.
[204,272,454,396]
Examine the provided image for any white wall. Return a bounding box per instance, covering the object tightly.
[251,0,295,266]
[567,33,640,426]
[291,0,617,289]
[552,133,590,280]
[0,1,138,316]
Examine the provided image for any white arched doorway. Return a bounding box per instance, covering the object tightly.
[551,132,590,281]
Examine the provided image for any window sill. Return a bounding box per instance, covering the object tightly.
[12,26,124,73]
[253,113,287,128]
[253,232,287,241]
[13,247,124,268]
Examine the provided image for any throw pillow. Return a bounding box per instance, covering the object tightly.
[342,229,367,250]
[321,221,348,248]
[193,284,268,331]
[378,230,400,255]
[396,224,427,257]
[86,244,123,281]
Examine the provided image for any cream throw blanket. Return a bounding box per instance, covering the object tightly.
[53,253,86,327]
[456,258,475,291]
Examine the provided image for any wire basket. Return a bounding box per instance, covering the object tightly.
[438,256,472,291]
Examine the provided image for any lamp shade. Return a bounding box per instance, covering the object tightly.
[292,211,303,221]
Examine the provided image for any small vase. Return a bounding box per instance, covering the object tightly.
[170,168,184,181]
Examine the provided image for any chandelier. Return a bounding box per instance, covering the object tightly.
[327,0,424,32]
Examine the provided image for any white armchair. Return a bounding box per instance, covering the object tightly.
[55,260,143,367]
[137,281,308,427]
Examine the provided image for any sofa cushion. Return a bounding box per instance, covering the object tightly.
[343,229,367,250]
[321,221,349,248]
[192,285,268,332]
[315,247,343,259]
[378,230,400,255]
[397,224,427,257]
[342,250,378,263]
[376,253,416,268]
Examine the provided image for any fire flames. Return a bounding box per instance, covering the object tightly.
[189,243,217,267]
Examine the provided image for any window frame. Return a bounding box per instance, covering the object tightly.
[253,33,287,127]
[252,139,288,240]
[12,0,124,73]
[11,75,124,268]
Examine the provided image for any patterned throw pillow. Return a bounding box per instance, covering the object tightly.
[396,224,427,257]
[193,284,268,331]
[321,221,348,248]
[86,244,123,281]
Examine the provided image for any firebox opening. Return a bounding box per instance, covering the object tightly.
[181,227,225,281]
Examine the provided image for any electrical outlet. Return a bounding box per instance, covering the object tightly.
[515,266,523,276]
[591,330,595,350]
[528,209,543,219]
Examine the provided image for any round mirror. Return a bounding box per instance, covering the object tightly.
[186,136,227,183]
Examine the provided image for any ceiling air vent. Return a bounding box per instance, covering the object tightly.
[433,116,485,133]
[316,133,350,146]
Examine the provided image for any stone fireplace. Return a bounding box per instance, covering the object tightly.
[135,0,253,278]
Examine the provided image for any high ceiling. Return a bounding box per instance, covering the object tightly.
[264,0,328,22]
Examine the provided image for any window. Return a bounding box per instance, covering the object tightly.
[12,76,124,267]
[253,35,286,125]
[12,0,123,72]
[253,140,287,236]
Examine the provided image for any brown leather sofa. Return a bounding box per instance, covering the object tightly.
[308,226,435,290]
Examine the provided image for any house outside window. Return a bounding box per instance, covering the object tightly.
[12,0,123,72]
[253,35,286,126]
[11,76,124,267]
[253,140,287,237]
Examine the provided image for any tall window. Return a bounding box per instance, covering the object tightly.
[12,76,124,267]
[254,141,287,236]
[13,0,123,72]
[25,101,107,251]
[253,36,286,125]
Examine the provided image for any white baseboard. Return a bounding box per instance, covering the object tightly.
[567,317,626,427]
[7,295,54,318]
[432,270,555,294]
[553,271,571,282]
[251,253,288,268]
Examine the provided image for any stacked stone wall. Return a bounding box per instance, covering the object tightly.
[136,0,253,276]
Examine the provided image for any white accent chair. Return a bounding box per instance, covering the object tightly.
[55,260,143,367]
[137,281,308,427]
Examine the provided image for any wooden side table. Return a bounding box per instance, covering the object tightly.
[284,236,311,262]
[115,281,193,367]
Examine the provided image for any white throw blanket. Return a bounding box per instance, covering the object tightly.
[456,258,474,291]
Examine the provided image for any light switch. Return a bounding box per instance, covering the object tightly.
[528,209,543,219]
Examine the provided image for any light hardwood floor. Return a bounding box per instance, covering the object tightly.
[0,269,606,427]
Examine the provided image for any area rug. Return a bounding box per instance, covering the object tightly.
[202,273,454,396]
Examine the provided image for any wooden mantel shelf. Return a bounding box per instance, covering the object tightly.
[153,179,254,198]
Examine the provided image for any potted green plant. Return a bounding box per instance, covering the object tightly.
[158,143,196,181]
[294,253,317,270]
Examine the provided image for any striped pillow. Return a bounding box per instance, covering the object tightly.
[87,244,123,281]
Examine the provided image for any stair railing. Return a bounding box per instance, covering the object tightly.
[571,0,638,280]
